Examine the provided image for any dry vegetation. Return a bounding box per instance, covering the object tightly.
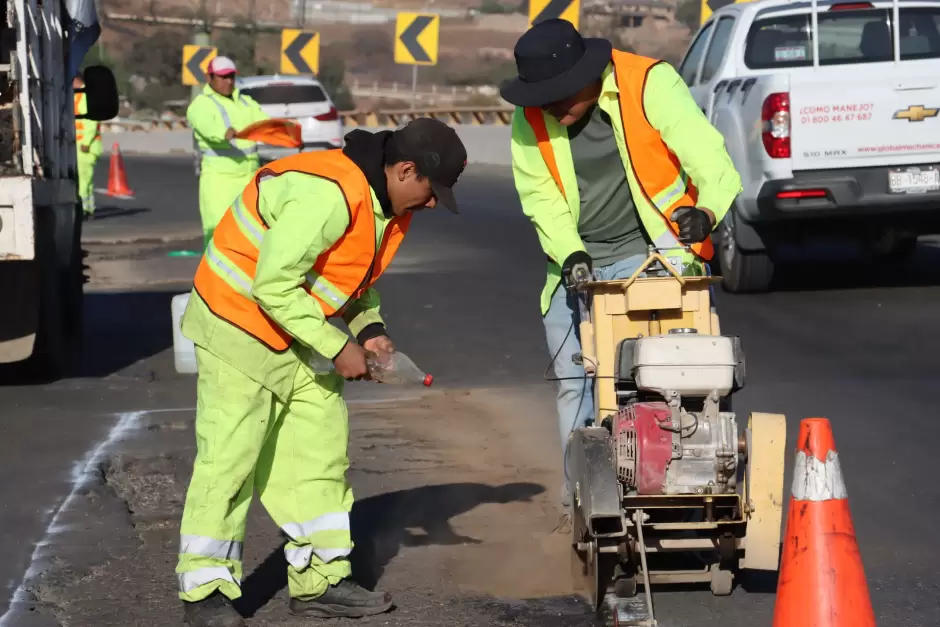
[94,0,694,111]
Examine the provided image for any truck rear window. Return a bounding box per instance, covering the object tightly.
[744,7,940,68]
[240,84,327,105]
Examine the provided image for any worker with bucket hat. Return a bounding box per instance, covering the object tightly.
[500,19,743,515]
[187,55,269,248]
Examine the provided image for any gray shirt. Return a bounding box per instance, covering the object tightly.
[568,103,648,266]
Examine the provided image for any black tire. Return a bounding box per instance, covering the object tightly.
[875,235,918,262]
[20,210,70,381]
[63,203,84,339]
[718,211,774,294]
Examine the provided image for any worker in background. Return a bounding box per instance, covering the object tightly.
[175,117,467,627]
[186,55,269,249]
[500,19,742,515]
[73,72,102,219]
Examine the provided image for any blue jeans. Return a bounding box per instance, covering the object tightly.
[543,254,647,505]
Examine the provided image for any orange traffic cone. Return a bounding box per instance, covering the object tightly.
[104,143,135,199]
[772,417,876,627]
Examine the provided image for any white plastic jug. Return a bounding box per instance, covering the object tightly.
[172,292,197,374]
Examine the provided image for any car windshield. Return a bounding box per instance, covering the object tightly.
[239,83,327,105]
[744,6,940,68]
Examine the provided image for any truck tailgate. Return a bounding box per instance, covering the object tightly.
[790,74,940,191]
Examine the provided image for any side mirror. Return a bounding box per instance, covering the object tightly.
[78,65,119,121]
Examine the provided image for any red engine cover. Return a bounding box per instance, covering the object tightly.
[614,402,673,494]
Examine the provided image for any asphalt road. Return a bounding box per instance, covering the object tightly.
[0,154,938,627]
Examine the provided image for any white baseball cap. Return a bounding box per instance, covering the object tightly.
[207,56,237,76]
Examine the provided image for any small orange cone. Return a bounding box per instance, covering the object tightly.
[104,143,134,199]
[772,418,876,627]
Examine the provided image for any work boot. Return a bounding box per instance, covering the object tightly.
[182,591,245,627]
[288,578,393,618]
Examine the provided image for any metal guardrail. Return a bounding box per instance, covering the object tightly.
[99,107,517,132]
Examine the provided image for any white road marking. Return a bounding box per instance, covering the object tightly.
[0,410,145,626]
[0,392,432,621]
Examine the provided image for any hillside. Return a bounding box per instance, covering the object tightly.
[93,0,695,112]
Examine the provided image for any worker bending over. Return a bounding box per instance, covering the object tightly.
[175,117,467,627]
[186,55,268,248]
[73,72,102,219]
[500,19,742,511]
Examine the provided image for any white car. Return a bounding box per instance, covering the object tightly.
[678,0,940,292]
[235,74,345,163]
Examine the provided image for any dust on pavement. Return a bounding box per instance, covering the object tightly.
[14,384,599,627]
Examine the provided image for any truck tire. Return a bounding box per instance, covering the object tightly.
[20,209,70,381]
[60,203,84,339]
[718,211,774,294]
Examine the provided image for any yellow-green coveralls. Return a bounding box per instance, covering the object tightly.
[187,84,268,248]
[74,93,102,216]
[175,171,390,603]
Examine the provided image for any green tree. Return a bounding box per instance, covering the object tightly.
[80,43,131,99]
[214,28,270,75]
[676,0,702,31]
[319,44,355,111]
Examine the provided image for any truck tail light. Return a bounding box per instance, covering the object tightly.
[762,92,790,159]
[315,106,338,121]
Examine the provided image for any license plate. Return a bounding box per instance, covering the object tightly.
[889,167,940,194]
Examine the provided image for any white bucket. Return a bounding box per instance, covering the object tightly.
[172,292,197,374]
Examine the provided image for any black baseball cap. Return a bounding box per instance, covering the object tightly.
[391,117,467,214]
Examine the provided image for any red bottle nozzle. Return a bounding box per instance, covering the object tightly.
[423,374,433,386]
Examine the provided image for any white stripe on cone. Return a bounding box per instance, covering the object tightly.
[791,450,848,502]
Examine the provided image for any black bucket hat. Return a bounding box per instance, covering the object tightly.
[499,19,613,108]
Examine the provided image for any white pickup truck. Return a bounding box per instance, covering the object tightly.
[678,0,940,292]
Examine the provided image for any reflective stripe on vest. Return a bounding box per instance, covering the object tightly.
[200,93,258,159]
[192,149,413,351]
[522,50,713,262]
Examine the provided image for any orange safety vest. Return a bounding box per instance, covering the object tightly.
[522,50,713,261]
[193,150,412,352]
[74,92,101,144]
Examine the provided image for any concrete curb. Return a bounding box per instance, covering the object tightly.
[102,124,513,167]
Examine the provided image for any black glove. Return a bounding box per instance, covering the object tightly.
[669,206,714,244]
[561,251,593,290]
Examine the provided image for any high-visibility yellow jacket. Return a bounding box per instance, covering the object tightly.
[187,84,269,175]
[74,92,102,158]
[510,51,743,315]
[181,162,401,401]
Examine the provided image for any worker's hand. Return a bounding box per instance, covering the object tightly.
[669,206,715,244]
[225,127,237,141]
[333,341,370,380]
[561,251,593,290]
[363,335,395,356]
[80,144,89,153]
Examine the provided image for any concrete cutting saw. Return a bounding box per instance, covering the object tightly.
[564,246,787,625]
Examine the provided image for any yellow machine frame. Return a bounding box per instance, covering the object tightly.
[570,248,786,605]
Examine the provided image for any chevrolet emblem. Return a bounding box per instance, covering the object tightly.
[893,105,939,122]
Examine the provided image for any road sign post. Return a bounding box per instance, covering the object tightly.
[183,43,217,88]
[394,12,440,110]
[280,29,320,74]
[528,0,581,30]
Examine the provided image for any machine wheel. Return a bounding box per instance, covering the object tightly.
[570,505,617,611]
[709,564,734,596]
[614,575,638,599]
[718,211,774,294]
